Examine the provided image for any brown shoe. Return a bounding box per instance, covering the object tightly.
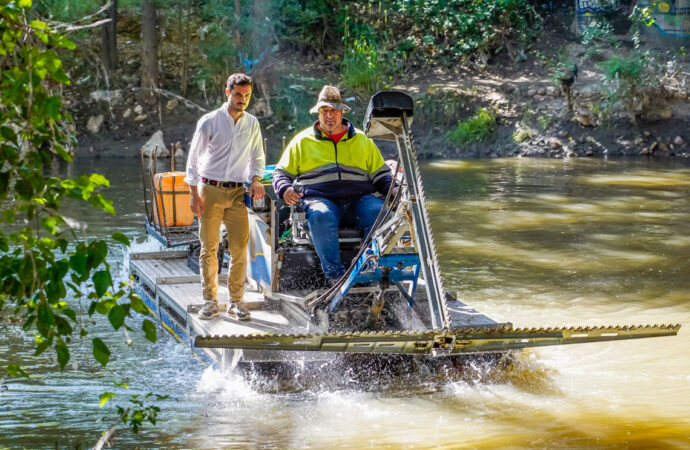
[228,301,251,321]
[198,300,219,320]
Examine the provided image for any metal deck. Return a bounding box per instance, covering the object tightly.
[128,249,504,366]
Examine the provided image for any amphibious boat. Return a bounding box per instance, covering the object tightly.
[129,91,679,371]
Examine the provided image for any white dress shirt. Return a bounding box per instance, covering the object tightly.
[185,103,265,186]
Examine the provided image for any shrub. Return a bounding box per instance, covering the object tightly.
[341,38,384,95]
[447,108,496,145]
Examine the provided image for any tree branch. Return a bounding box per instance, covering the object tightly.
[131,87,209,113]
[93,423,118,450]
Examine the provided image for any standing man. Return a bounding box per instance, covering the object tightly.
[273,85,393,285]
[185,73,265,320]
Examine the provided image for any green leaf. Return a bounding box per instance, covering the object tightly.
[57,36,76,50]
[45,96,61,119]
[56,340,70,370]
[89,173,110,187]
[53,143,72,162]
[100,392,116,407]
[108,304,125,330]
[57,238,69,253]
[6,364,29,378]
[0,172,9,200]
[87,241,108,269]
[18,0,32,8]
[0,126,16,142]
[92,270,112,297]
[142,319,157,343]
[129,295,150,315]
[35,339,51,356]
[70,251,87,275]
[37,304,55,327]
[51,68,70,85]
[92,338,111,367]
[30,20,47,30]
[63,307,77,321]
[112,232,130,246]
[91,194,116,215]
[54,315,73,336]
[22,314,36,331]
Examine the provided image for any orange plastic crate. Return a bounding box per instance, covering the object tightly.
[152,171,194,227]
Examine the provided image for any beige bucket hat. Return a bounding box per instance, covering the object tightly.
[309,85,352,114]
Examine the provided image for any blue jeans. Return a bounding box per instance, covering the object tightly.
[304,194,384,281]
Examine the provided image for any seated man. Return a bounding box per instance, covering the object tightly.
[273,85,393,284]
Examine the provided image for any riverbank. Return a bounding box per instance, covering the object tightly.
[69,10,690,162]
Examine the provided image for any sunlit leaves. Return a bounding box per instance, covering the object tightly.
[100,391,116,408]
[29,20,46,30]
[1,1,155,386]
[61,174,115,215]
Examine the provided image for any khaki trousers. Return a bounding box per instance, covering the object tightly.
[198,184,248,302]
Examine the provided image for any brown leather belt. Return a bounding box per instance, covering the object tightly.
[201,177,243,188]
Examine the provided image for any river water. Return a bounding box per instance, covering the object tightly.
[1,157,689,448]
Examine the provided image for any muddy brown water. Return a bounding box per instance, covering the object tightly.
[1,157,689,448]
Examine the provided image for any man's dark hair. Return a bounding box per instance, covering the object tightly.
[227,73,252,92]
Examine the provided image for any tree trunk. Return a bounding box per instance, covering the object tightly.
[100,0,118,70]
[234,0,241,70]
[234,0,241,48]
[141,0,159,105]
[181,5,191,97]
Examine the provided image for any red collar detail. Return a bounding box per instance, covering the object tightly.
[326,128,347,143]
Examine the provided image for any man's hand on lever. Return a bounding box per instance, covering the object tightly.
[283,182,303,206]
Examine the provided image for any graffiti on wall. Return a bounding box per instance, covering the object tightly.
[575,0,690,37]
[576,0,620,14]
[640,0,690,36]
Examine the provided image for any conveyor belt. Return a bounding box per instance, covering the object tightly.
[195,323,681,354]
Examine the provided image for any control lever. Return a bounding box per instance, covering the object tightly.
[292,181,304,211]
[291,181,308,242]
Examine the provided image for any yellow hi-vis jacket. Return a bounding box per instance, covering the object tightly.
[273,119,392,200]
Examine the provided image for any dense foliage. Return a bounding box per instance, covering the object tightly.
[271,0,538,93]
[27,0,541,99]
[0,0,158,433]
